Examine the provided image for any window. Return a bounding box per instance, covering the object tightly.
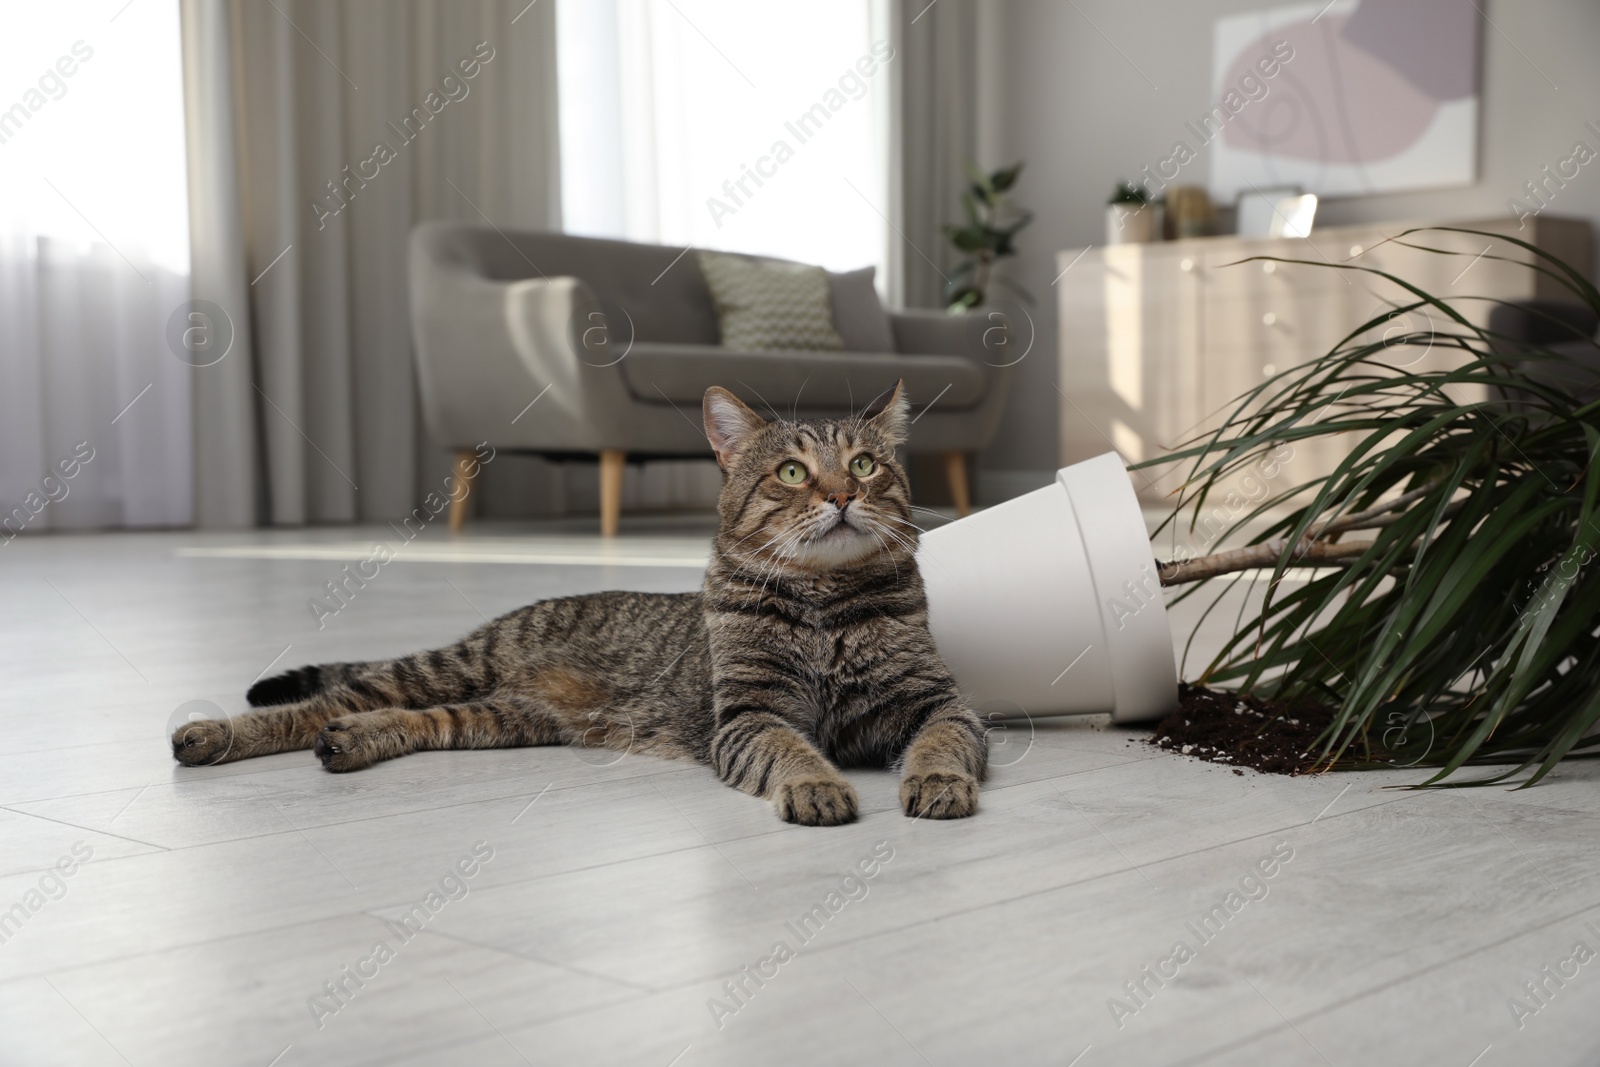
[0,0,193,530]
[558,0,892,279]
[0,1,190,273]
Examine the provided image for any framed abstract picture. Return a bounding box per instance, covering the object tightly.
[1207,0,1481,200]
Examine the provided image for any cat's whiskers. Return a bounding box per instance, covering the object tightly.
[719,515,806,609]
[736,515,817,574]
[755,528,810,605]
[875,512,958,582]
[745,524,810,607]
[842,512,909,576]
[883,512,931,536]
[862,518,917,561]
[853,506,914,547]
[723,525,771,552]
[862,511,942,585]
[860,522,901,585]
[724,509,804,556]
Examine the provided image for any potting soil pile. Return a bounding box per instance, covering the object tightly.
[1148,683,1336,775]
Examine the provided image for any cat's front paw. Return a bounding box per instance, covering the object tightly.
[900,771,978,819]
[775,777,859,826]
[172,718,234,766]
[314,714,408,772]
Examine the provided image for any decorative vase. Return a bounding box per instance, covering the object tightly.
[918,452,1177,723]
[1106,202,1162,245]
[1165,185,1215,239]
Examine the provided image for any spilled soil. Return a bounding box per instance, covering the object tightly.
[1147,683,1337,775]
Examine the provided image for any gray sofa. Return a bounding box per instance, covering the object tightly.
[408,223,1013,534]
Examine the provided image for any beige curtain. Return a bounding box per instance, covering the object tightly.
[181,0,562,526]
[890,0,978,311]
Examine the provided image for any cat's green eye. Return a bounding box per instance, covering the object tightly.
[777,461,807,484]
[850,454,876,477]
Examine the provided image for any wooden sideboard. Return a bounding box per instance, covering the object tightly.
[1056,216,1593,501]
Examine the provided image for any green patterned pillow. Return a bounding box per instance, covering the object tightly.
[697,250,845,352]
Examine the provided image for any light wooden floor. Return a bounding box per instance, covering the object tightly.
[2,518,1598,1066]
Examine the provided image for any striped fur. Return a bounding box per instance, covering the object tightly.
[173,381,986,824]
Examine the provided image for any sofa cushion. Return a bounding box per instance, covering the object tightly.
[828,267,895,353]
[620,343,987,412]
[697,251,845,352]
[417,225,724,345]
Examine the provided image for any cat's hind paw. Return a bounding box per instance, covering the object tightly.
[775,777,859,826]
[171,718,235,766]
[314,714,409,772]
[900,771,978,819]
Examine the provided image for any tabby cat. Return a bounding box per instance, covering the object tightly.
[172,381,987,824]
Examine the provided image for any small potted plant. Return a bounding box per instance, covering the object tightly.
[942,162,1034,311]
[1107,180,1161,245]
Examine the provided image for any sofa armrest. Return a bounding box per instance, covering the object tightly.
[890,309,972,357]
[890,307,1022,364]
[887,308,1016,453]
[501,275,595,383]
[410,231,641,450]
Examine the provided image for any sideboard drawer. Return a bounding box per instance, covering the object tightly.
[1056,216,1592,502]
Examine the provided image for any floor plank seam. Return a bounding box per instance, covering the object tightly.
[412,927,660,993]
[95,762,1430,932]
[0,758,318,807]
[624,790,1440,991]
[6,748,1134,867]
[1167,893,1600,1066]
[0,741,1543,898]
[4,782,1555,1013]
[0,908,393,988]
[0,763,709,860]
[492,789,1433,1000]
[336,987,663,1067]
[0,804,171,853]
[460,798,1594,1056]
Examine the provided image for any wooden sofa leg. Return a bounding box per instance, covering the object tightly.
[943,451,972,517]
[449,448,478,533]
[599,449,625,537]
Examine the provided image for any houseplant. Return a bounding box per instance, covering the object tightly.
[942,161,1033,311]
[1106,180,1160,245]
[1140,227,1600,786]
[920,227,1600,786]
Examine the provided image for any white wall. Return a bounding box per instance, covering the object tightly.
[979,0,1600,494]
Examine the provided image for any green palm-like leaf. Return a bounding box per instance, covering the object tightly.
[1138,227,1600,786]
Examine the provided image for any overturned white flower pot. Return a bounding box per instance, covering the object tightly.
[918,452,1177,724]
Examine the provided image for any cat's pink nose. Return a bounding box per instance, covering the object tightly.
[826,489,855,511]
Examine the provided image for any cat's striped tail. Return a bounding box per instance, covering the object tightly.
[247,660,375,706]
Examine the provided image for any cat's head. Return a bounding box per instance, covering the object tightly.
[702,381,916,574]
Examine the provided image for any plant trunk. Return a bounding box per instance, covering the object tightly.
[973,252,993,307]
[1158,539,1385,586]
[1154,492,1453,586]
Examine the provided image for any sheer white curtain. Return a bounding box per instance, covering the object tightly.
[555,0,893,510]
[892,0,978,310]
[558,0,892,270]
[0,0,194,536]
[181,0,564,528]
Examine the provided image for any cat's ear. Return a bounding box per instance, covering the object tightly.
[861,379,909,448]
[703,387,768,470]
